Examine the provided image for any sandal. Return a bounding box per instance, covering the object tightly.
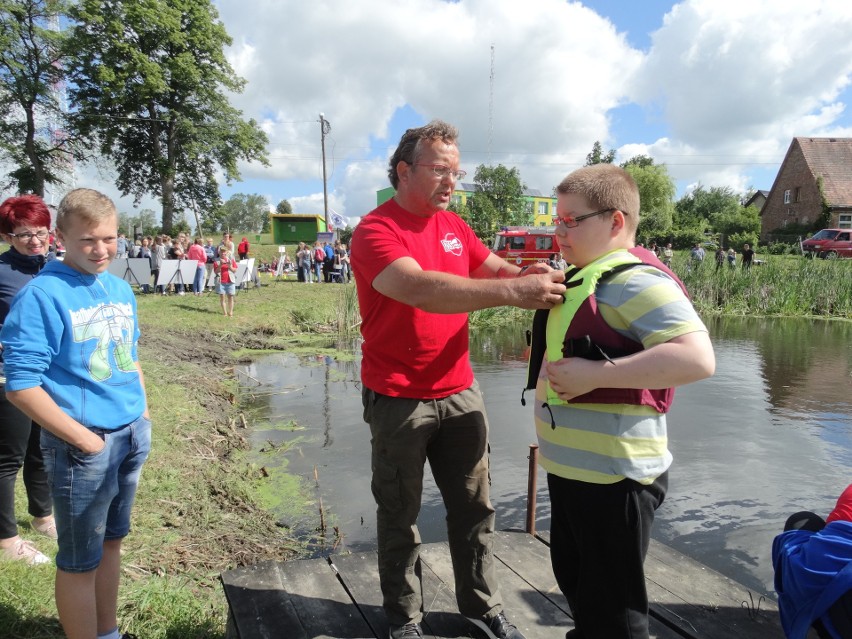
[32,518,58,540]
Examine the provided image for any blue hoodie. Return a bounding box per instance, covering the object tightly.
[0,259,145,430]
[773,520,852,639]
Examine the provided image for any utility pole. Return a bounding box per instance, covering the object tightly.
[319,113,331,232]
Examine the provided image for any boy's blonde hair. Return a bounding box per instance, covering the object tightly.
[556,164,640,235]
[56,188,117,231]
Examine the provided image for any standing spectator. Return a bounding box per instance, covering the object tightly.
[204,238,216,290]
[186,237,207,296]
[214,247,237,316]
[323,241,335,282]
[0,195,56,566]
[340,242,352,282]
[115,232,128,258]
[689,243,705,265]
[727,247,736,269]
[237,236,250,260]
[138,237,152,293]
[297,242,312,283]
[167,237,185,294]
[662,242,674,267]
[0,188,151,639]
[351,119,565,639]
[313,241,324,283]
[715,247,726,271]
[741,243,755,269]
[220,232,234,255]
[152,236,166,294]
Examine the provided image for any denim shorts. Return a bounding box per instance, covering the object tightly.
[218,282,236,295]
[41,415,151,572]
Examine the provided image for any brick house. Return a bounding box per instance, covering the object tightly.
[761,137,852,240]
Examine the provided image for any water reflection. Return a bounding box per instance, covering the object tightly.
[238,316,851,596]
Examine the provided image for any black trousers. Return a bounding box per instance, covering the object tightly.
[548,472,668,639]
[0,387,51,539]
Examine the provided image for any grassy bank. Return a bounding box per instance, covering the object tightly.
[1,277,350,639]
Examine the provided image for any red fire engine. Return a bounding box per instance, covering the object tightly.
[492,226,559,266]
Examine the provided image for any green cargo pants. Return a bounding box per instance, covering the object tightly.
[362,380,503,626]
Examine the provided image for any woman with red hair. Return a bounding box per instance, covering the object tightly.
[0,194,55,565]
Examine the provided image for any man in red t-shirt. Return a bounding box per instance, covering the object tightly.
[351,120,565,639]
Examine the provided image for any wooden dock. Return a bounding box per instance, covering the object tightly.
[221,530,786,639]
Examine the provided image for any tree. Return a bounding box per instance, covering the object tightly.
[674,184,740,228]
[204,193,269,233]
[622,159,675,243]
[64,0,268,233]
[457,195,498,243]
[584,141,615,166]
[276,199,292,215]
[0,0,85,195]
[119,207,159,237]
[461,164,528,241]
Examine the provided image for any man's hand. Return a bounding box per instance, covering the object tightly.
[511,270,566,309]
[519,262,555,276]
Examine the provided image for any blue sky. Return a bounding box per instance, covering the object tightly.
[63,1,852,226]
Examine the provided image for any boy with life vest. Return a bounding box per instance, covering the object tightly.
[526,164,715,639]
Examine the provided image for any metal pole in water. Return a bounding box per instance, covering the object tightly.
[526,444,539,535]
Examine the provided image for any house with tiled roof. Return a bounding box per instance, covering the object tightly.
[761,137,852,240]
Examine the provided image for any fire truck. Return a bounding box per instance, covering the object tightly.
[492,226,559,266]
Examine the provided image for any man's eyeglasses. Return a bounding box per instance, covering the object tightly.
[7,230,49,241]
[555,208,618,229]
[413,163,467,181]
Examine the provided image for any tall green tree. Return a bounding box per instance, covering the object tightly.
[204,193,269,233]
[0,0,84,195]
[584,140,616,166]
[621,158,675,243]
[477,163,528,225]
[276,199,292,215]
[64,0,268,233]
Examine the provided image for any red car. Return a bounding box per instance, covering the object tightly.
[801,229,852,259]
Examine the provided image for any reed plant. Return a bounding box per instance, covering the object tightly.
[677,254,852,318]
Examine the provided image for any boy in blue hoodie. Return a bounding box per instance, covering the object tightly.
[0,188,150,639]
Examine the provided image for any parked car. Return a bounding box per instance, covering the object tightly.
[801,229,852,259]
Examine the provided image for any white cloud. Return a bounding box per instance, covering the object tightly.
[628,0,852,187]
[10,1,852,224]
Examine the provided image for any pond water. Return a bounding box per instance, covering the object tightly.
[237,316,852,596]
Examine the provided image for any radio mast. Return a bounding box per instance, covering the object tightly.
[488,43,495,165]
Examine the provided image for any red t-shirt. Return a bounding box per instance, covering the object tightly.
[351,198,491,399]
[215,258,237,284]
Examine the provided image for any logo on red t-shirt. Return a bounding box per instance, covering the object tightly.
[440,233,463,256]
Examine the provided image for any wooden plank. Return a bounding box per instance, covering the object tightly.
[332,546,472,639]
[221,561,308,639]
[644,540,784,639]
[276,557,376,639]
[494,531,682,639]
[420,538,573,639]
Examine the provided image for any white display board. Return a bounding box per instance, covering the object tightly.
[156,260,197,287]
[107,258,152,288]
